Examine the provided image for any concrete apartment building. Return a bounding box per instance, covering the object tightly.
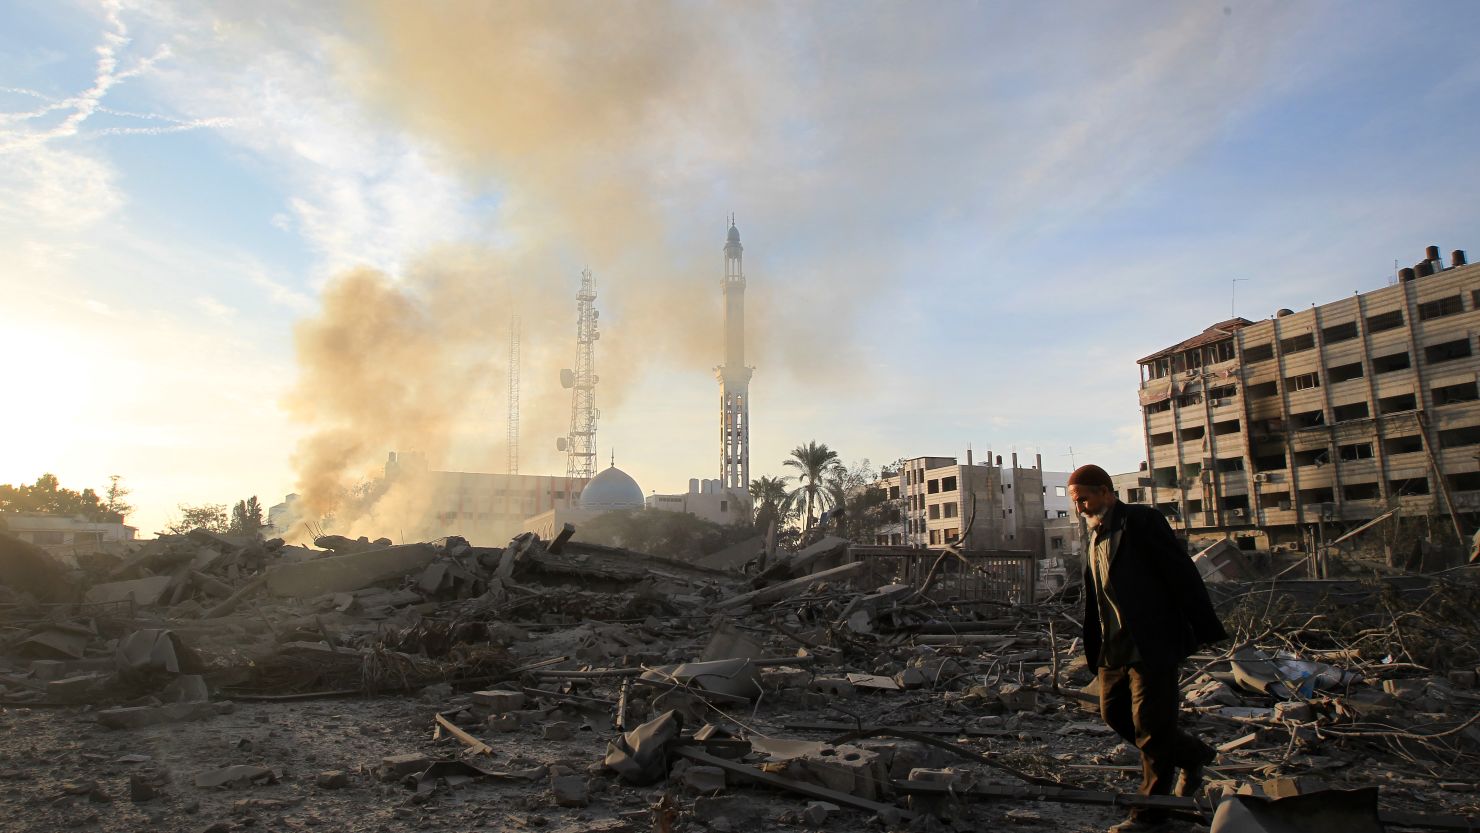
[1137,245,1479,552]
[873,452,1057,554]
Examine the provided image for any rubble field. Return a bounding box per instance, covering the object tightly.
[1,528,1477,832]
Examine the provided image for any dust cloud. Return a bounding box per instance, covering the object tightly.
[288,2,793,532]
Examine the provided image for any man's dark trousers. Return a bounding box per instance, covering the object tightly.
[1098,663,1210,807]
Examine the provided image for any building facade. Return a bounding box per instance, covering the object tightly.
[873,452,1062,555]
[646,478,751,526]
[1137,245,1478,552]
[0,512,136,561]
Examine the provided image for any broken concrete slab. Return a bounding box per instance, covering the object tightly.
[193,765,278,789]
[84,576,173,607]
[96,702,233,730]
[376,753,430,781]
[470,690,526,712]
[264,543,438,598]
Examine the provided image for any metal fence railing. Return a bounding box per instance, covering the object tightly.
[848,546,1037,605]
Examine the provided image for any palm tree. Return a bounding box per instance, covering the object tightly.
[749,475,791,531]
[783,441,841,533]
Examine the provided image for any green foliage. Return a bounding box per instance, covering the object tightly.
[168,504,230,535]
[826,459,891,543]
[782,441,841,532]
[230,496,265,536]
[104,475,133,521]
[748,474,793,532]
[0,473,123,523]
[574,509,758,561]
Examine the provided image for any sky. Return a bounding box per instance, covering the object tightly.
[2,0,1479,538]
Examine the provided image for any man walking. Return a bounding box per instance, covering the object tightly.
[1067,465,1228,832]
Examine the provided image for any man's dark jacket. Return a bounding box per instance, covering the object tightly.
[1082,502,1228,670]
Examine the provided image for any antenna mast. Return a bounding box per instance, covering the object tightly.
[559,269,600,478]
[507,314,520,475]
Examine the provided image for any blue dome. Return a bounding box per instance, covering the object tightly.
[579,466,645,511]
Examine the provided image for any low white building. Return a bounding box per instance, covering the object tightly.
[0,513,136,560]
[645,478,751,526]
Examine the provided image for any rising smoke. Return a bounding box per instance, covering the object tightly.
[286,2,781,534]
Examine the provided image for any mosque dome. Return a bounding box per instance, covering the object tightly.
[579,466,645,511]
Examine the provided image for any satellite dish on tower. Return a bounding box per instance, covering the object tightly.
[560,369,575,389]
[556,437,569,451]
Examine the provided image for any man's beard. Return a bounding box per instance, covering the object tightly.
[1084,509,1108,529]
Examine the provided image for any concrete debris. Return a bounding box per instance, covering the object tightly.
[0,526,1476,831]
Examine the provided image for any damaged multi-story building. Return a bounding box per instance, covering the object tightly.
[1137,244,1478,553]
[873,452,1075,557]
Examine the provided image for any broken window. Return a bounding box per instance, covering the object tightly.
[1213,419,1241,435]
[1338,442,1374,461]
[1185,499,1203,514]
[1332,401,1370,422]
[1322,321,1359,344]
[1384,434,1424,455]
[1209,384,1237,400]
[1448,472,1480,493]
[1146,400,1172,415]
[1252,453,1288,472]
[1243,343,1274,363]
[1299,487,1335,506]
[1180,425,1205,441]
[1247,381,1279,399]
[1439,426,1480,448]
[1433,381,1480,405]
[1328,362,1364,383]
[1379,393,1417,414]
[1280,333,1315,354]
[1292,409,1325,428]
[1366,309,1404,332]
[1216,457,1245,472]
[1418,294,1463,321]
[1424,338,1472,364]
[1343,482,1380,501]
[1293,448,1330,467]
[1176,393,1203,407]
[1221,494,1249,511]
[1211,340,1236,363]
[1150,431,1174,447]
[1390,477,1430,496]
[1372,352,1411,374]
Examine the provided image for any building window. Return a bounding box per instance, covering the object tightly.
[1372,352,1412,374]
[941,476,957,492]
[1322,321,1359,344]
[1209,384,1237,400]
[1126,488,1144,502]
[944,528,959,543]
[943,503,957,518]
[1185,499,1203,514]
[1221,494,1250,511]
[1448,472,1480,493]
[928,504,940,520]
[1439,426,1480,448]
[1243,343,1274,363]
[720,500,728,512]
[1253,452,1288,472]
[1213,419,1241,436]
[1176,393,1203,407]
[1417,295,1464,321]
[1338,442,1374,461]
[1383,434,1424,455]
[1424,338,1472,365]
[929,529,940,545]
[1216,457,1245,472]
[1280,333,1315,354]
[1328,362,1364,383]
[1390,477,1430,496]
[1332,401,1370,422]
[1433,381,1480,406]
[1293,448,1330,467]
[1367,310,1404,332]
[889,485,900,500]
[1286,372,1321,392]
[1211,340,1236,363]
[1051,537,1064,550]
[927,479,939,494]
[1292,409,1325,428]
[1248,381,1279,399]
[1344,482,1380,501]
[1054,485,1066,497]
[1146,400,1172,415]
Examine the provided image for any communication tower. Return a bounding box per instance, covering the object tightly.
[557,269,600,478]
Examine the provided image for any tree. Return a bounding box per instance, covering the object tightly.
[748,475,792,532]
[783,441,841,533]
[104,475,133,521]
[230,496,265,536]
[0,473,121,522]
[167,504,229,535]
[824,459,890,543]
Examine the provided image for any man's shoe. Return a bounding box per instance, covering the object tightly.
[1174,744,1218,797]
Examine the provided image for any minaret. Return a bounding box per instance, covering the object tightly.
[717,217,753,492]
